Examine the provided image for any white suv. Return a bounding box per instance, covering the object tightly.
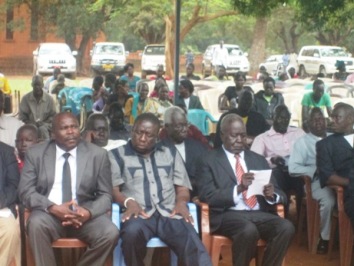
[141,44,165,73]
[297,45,354,76]
[202,44,250,77]
[33,43,77,79]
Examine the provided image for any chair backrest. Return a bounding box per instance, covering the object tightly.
[187,109,217,136]
[128,92,139,119]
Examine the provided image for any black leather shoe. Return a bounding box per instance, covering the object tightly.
[317,238,329,254]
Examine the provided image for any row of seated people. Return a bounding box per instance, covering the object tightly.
[3,106,297,266]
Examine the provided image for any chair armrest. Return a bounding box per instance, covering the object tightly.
[195,202,212,254]
[187,202,199,233]
[300,175,312,198]
[328,185,345,211]
[112,203,120,229]
[206,112,218,123]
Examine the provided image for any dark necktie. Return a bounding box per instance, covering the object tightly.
[62,153,72,203]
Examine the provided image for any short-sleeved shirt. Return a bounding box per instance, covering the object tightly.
[301,92,331,111]
[109,141,191,218]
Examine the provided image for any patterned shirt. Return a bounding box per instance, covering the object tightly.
[109,141,191,218]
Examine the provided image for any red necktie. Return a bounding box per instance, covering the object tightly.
[235,154,257,209]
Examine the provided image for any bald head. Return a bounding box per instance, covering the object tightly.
[220,113,244,134]
[220,113,247,154]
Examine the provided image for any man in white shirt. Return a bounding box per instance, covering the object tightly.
[0,90,23,147]
[196,113,294,266]
[19,112,119,266]
[212,40,229,76]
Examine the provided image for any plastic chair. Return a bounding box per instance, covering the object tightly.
[24,204,119,266]
[296,176,321,254]
[113,203,199,266]
[327,186,353,266]
[187,109,218,136]
[128,92,139,119]
[199,202,285,266]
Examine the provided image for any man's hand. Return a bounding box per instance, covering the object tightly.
[122,200,149,222]
[263,184,275,201]
[170,201,193,224]
[48,201,81,223]
[62,205,92,228]
[270,156,286,167]
[238,172,255,192]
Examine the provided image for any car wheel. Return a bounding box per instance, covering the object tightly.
[319,66,327,77]
[299,65,306,78]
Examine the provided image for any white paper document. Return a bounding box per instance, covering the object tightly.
[246,170,272,198]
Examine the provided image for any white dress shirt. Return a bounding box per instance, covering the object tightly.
[344,134,354,147]
[174,142,186,162]
[48,145,77,205]
[184,97,190,109]
[222,146,278,211]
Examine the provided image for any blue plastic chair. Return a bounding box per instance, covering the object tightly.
[128,92,139,119]
[187,109,218,136]
[113,203,199,266]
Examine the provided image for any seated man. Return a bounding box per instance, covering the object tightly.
[196,113,294,266]
[109,113,211,266]
[0,90,23,147]
[15,124,39,171]
[301,79,332,130]
[317,103,354,230]
[84,113,127,150]
[162,106,208,198]
[289,108,335,254]
[44,67,61,92]
[19,75,57,140]
[254,77,284,126]
[214,89,270,148]
[251,105,305,215]
[19,112,119,266]
[0,141,21,266]
[108,103,132,141]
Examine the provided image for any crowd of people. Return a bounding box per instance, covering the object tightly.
[1,58,354,266]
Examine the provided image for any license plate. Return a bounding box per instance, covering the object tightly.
[103,64,114,70]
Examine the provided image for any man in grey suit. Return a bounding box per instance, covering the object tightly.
[19,112,119,266]
[196,113,294,266]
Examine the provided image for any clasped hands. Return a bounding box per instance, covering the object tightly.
[122,200,193,224]
[48,200,91,229]
[239,172,275,201]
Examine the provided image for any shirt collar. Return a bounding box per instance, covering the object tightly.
[267,126,297,136]
[308,132,324,141]
[222,145,245,160]
[29,91,46,102]
[124,140,164,157]
[56,145,77,160]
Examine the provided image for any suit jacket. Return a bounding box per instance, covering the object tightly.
[161,138,208,197]
[196,148,286,233]
[174,95,204,110]
[317,133,354,200]
[0,142,20,216]
[18,140,112,218]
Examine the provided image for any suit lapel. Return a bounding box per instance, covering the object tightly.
[43,141,56,193]
[215,148,237,184]
[76,141,88,190]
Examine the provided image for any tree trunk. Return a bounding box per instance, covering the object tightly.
[164,15,175,79]
[77,33,91,74]
[248,17,268,75]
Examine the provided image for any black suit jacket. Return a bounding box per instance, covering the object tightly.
[196,148,286,233]
[174,95,204,110]
[161,138,208,197]
[317,133,354,200]
[0,142,20,216]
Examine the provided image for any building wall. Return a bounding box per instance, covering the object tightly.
[0,1,105,74]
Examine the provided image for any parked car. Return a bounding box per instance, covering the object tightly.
[90,42,127,75]
[33,43,77,79]
[141,44,165,73]
[297,45,354,77]
[202,44,250,77]
[259,55,283,76]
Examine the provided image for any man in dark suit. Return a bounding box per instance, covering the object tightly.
[162,106,208,198]
[0,141,21,265]
[196,113,294,266]
[19,112,119,266]
[317,103,354,229]
[174,79,204,110]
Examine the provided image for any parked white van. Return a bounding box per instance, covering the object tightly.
[141,44,165,73]
[297,45,354,76]
[90,42,126,75]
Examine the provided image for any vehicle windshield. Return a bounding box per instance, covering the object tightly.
[320,48,348,57]
[39,45,71,55]
[94,44,124,55]
[227,47,242,56]
[145,46,165,55]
